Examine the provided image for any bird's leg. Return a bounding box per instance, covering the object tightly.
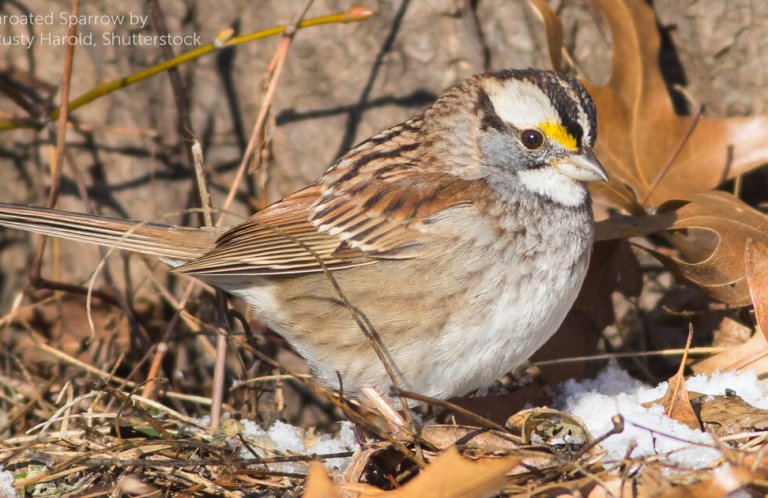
[361,386,406,429]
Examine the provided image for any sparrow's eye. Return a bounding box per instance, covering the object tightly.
[521,129,544,150]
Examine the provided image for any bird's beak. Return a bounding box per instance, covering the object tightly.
[554,148,608,182]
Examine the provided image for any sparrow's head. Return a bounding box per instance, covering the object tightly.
[435,69,607,207]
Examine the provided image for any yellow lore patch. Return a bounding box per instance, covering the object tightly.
[539,121,577,150]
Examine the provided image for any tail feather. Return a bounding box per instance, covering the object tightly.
[0,202,218,263]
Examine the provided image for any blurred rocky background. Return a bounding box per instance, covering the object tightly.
[0,0,766,304]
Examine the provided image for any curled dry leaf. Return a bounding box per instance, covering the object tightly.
[586,0,768,211]
[531,0,768,308]
[505,407,591,448]
[645,191,768,306]
[532,0,768,212]
[593,211,676,242]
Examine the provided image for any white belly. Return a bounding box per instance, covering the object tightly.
[400,246,590,399]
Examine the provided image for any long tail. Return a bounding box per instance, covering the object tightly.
[0,202,219,263]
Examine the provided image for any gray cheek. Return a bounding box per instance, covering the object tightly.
[478,130,533,172]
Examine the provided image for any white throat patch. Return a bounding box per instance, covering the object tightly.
[517,167,587,207]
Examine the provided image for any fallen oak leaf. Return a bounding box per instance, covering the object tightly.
[642,191,768,306]
[585,0,768,211]
[304,447,520,498]
[305,462,342,498]
[505,407,591,448]
[593,210,676,242]
[639,389,768,438]
[531,0,768,308]
[530,0,768,212]
[745,238,768,340]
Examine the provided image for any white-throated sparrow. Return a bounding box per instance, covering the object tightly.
[0,69,606,405]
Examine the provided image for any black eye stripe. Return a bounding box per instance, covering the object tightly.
[475,88,507,132]
[537,75,584,147]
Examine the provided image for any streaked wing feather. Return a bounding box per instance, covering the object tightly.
[175,186,375,276]
[176,116,490,277]
[311,172,488,252]
[310,116,489,253]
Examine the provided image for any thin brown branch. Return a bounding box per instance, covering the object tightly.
[29,0,80,285]
[219,0,316,222]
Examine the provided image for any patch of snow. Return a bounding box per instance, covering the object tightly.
[0,467,17,498]
[238,420,357,474]
[310,422,357,472]
[555,363,768,469]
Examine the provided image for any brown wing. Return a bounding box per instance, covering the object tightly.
[176,117,488,277]
[310,116,487,254]
[175,185,377,276]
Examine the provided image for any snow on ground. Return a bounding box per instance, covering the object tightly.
[238,420,357,474]
[0,467,17,498]
[555,363,768,468]
[192,415,357,475]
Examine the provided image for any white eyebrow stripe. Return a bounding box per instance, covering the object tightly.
[486,79,561,131]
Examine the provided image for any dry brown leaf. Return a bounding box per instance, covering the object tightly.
[643,328,700,430]
[698,392,768,438]
[585,0,768,210]
[658,381,699,431]
[505,407,591,447]
[646,191,768,306]
[593,211,675,242]
[658,466,753,498]
[527,0,562,71]
[532,0,768,211]
[692,331,768,375]
[635,467,673,498]
[304,461,345,498]
[745,238,768,339]
[304,447,520,498]
[711,317,752,348]
[531,0,768,307]
[419,425,521,452]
